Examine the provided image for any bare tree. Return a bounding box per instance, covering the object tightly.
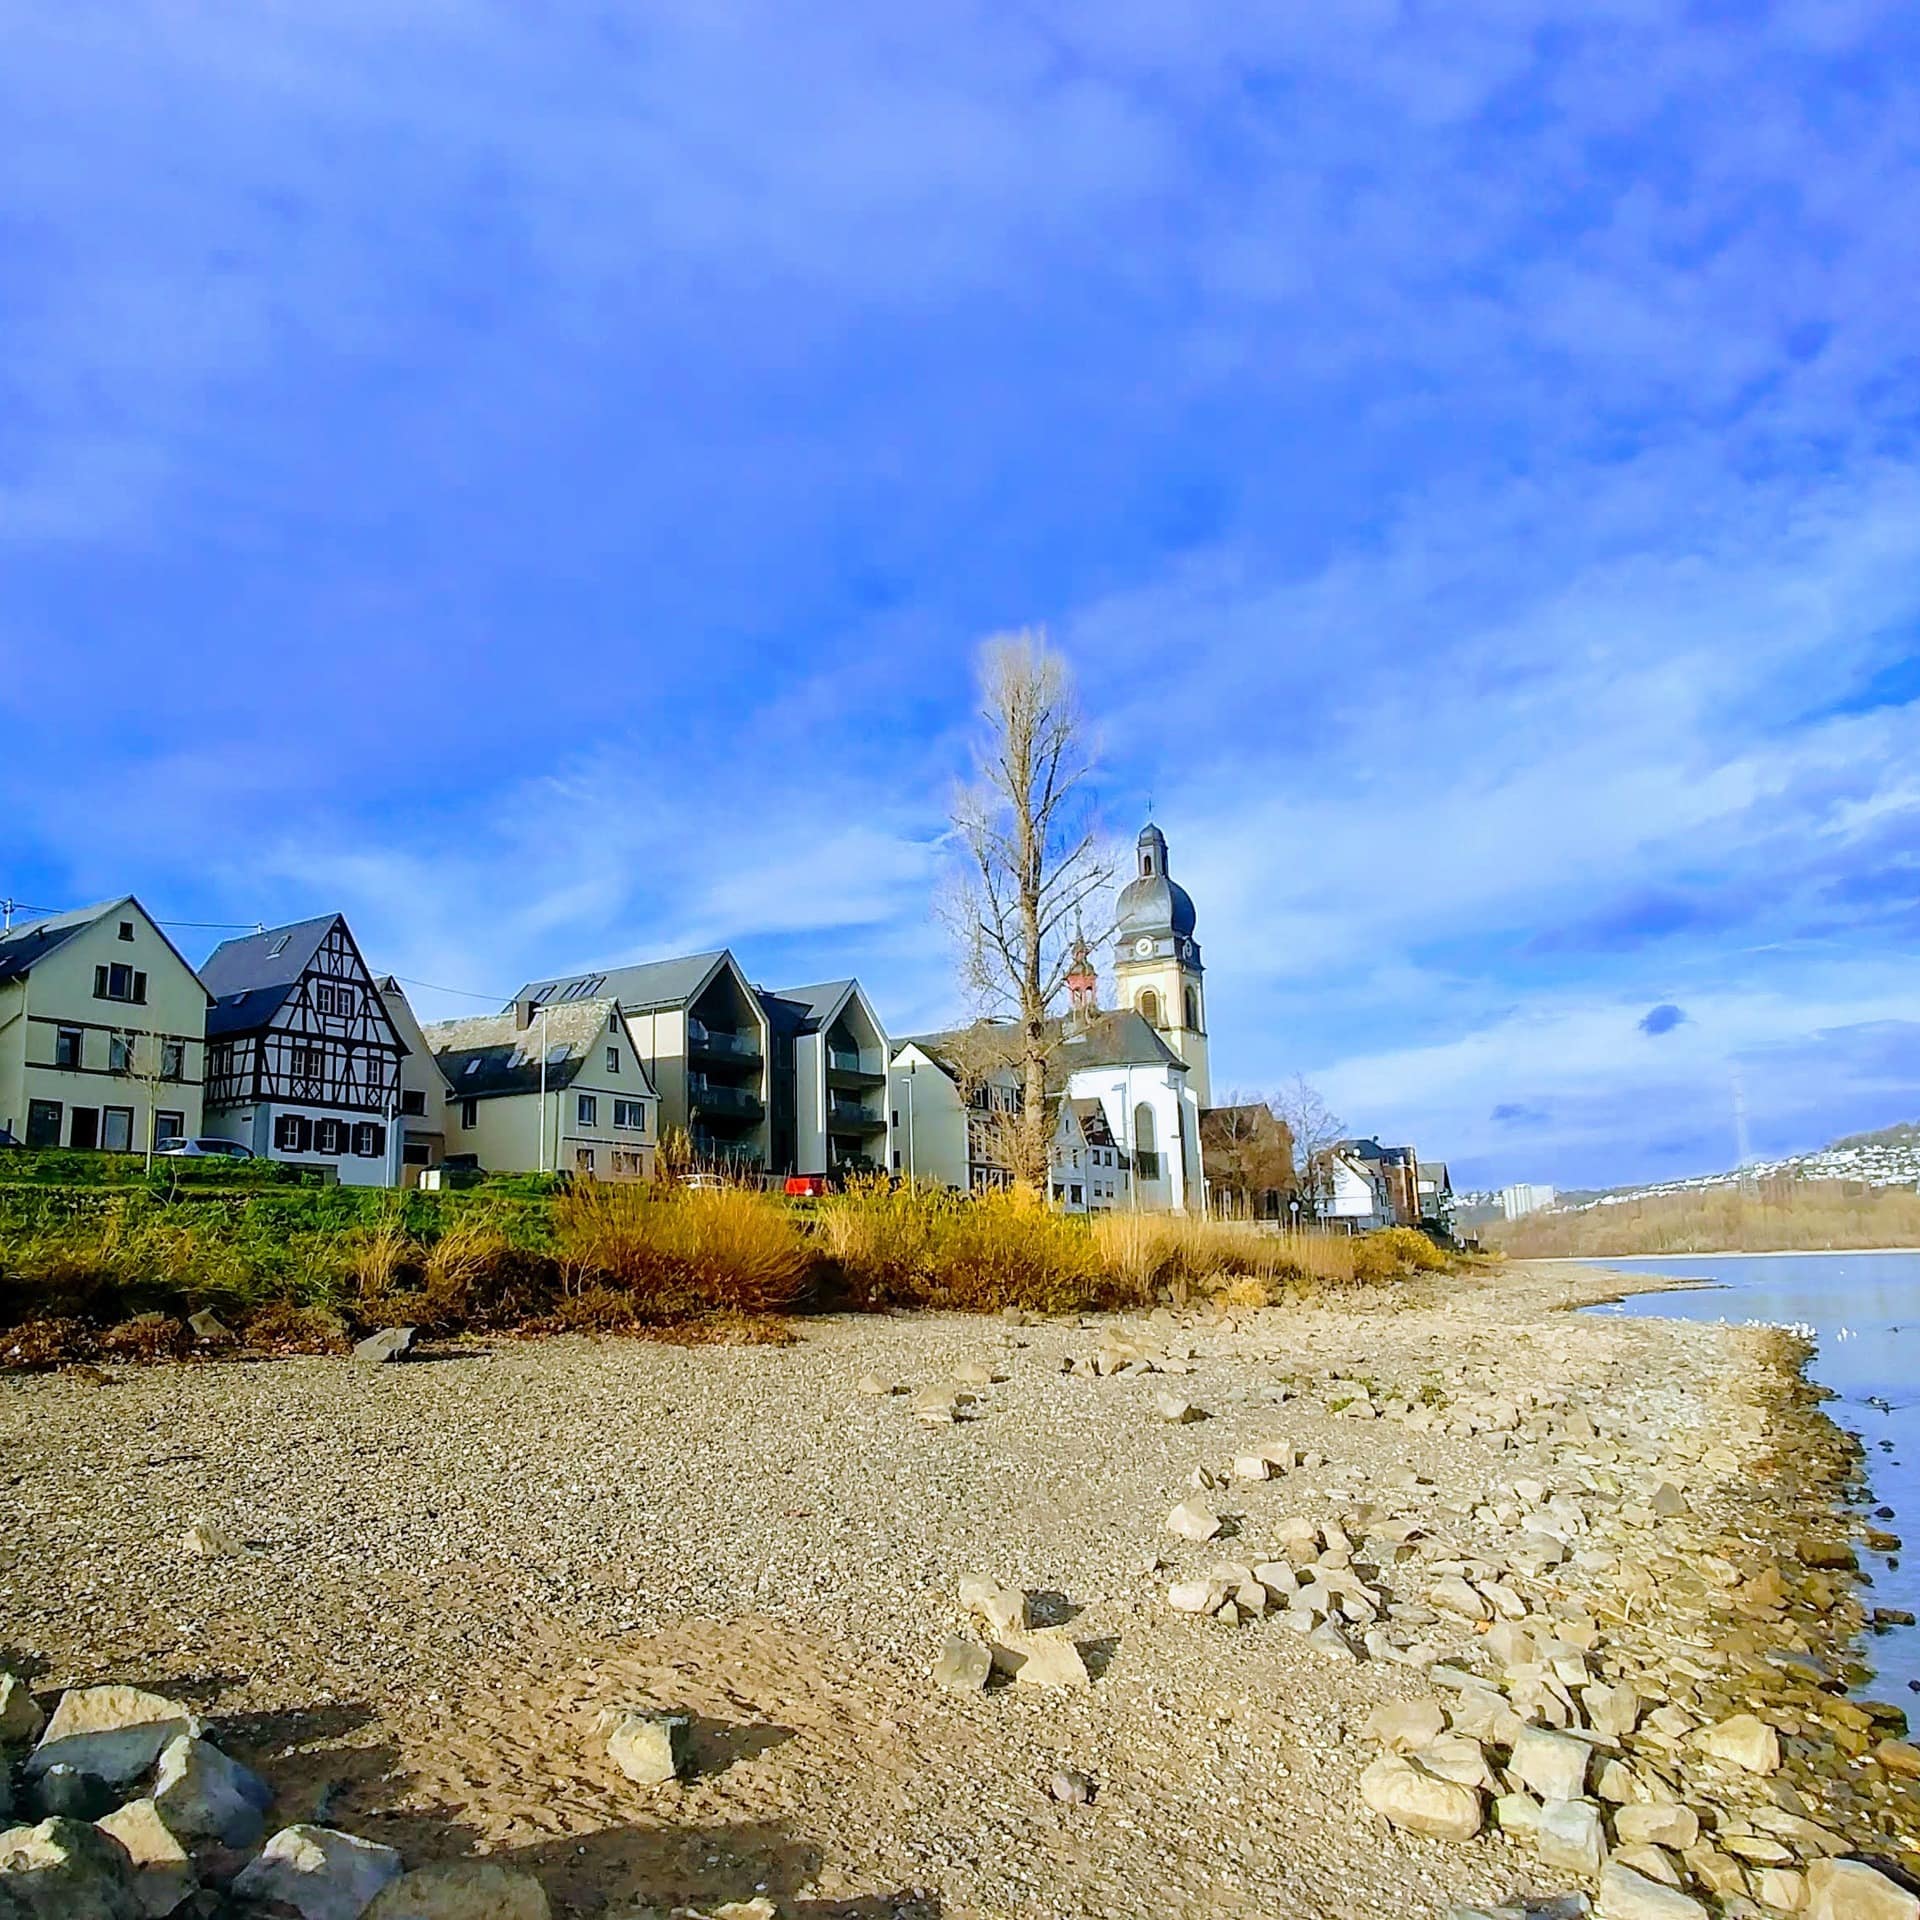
[1271,1074,1345,1216]
[947,632,1115,1189]
[1200,1091,1295,1217]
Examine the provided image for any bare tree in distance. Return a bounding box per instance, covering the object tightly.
[1272,1074,1346,1216]
[946,630,1116,1189]
[1200,1091,1295,1218]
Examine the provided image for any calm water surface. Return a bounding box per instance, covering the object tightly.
[1582,1251,1920,1700]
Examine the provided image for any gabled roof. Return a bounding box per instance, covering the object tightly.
[201,915,340,1038]
[0,897,211,999]
[765,979,857,1030]
[425,997,642,1101]
[509,950,733,1017]
[1068,1095,1118,1149]
[0,899,123,987]
[895,1008,1186,1087]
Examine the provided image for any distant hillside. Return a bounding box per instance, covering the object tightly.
[1831,1119,1920,1152]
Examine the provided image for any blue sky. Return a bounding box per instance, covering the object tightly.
[4,2,1918,1191]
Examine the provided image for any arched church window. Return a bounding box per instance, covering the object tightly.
[1133,1103,1157,1151]
[1138,988,1161,1027]
[1185,985,1201,1031]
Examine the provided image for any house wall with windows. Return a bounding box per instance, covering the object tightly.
[432,1000,658,1180]
[376,976,451,1183]
[886,1043,981,1189]
[0,899,209,1156]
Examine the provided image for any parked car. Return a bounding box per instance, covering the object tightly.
[680,1171,729,1191]
[156,1136,254,1160]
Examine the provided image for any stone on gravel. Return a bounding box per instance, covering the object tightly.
[1755,1867,1806,1912]
[1596,1861,1706,1919]
[363,1861,552,1920]
[186,1310,233,1345]
[991,1630,1091,1691]
[931,1637,991,1693]
[33,1764,113,1820]
[1047,1770,1093,1805]
[1167,1498,1223,1543]
[0,1675,45,1748]
[1167,1578,1221,1615]
[953,1360,994,1386]
[1699,1712,1780,1774]
[96,1798,194,1919]
[1428,1576,1491,1621]
[1584,1682,1642,1741]
[232,1823,404,1920]
[1535,1798,1607,1878]
[180,1520,247,1560]
[1416,1734,1494,1791]
[1358,1753,1483,1841]
[854,1374,893,1397]
[0,1815,139,1919]
[353,1327,415,1365]
[959,1577,1027,1635]
[1610,1844,1681,1886]
[1151,1390,1196,1423]
[152,1734,272,1847]
[1363,1700,1447,1753]
[27,1687,202,1786]
[1612,1802,1698,1851]
[1512,1725,1593,1803]
[606,1712,690,1786]
[1804,1859,1920,1920]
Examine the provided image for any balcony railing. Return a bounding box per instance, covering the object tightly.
[828,1100,886,1132]
[688,1021,762,1064]
[827,1053,887,1090]
[690,1081,764,1123]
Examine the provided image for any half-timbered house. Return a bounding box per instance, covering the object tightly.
[199,914,407,1185]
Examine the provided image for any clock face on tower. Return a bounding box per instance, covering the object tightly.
[1133,936,1154,958]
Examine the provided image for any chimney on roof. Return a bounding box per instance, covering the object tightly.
[514,998,537,1031]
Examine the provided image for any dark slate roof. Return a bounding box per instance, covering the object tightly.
[509,950,729,1015]
[895,1010,1186,1085]
[0,898,212,1000]
[1116,823,1197,942]
[767,979,856,1029]
[0,899,123,987]
[425,998,626,1100]
[201,915,339,1038]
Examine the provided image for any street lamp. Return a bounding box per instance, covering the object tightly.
[1114,1079,1136,1213]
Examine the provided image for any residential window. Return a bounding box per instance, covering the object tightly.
[54,1027,82,1070]
[101,1106,134,1153]
[109,1033,132,1075]
[577,1094,598,1127]
[117,920,134,941]
[92,963,147,1003]
[155,1110,185,1147]
[613,1148,646,1177]
[351,1121,385,1158]
[460,1098,477,1129]
[893,1149,902,1171]
[313,1118,348,1156]
[314,982,354,1017]
[275,1113,313,1153]
[1070,1184,1083,1206]
[614,1098,645,1131]
[402,1142,430,1167]
[606,1046,619,1074]
[160,1040,184,1081]
[400,1088,427,1116]
[575,1146,596,1173]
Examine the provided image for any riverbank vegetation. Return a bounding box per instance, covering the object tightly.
[1491,1174,1920,1258]
[0,1160,1460,1365]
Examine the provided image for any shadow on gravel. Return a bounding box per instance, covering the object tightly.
[684,1713,797,1775]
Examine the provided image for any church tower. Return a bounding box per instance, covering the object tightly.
[1112,821,1210,1106]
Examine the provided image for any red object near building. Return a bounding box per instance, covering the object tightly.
[785,1173,829,1198]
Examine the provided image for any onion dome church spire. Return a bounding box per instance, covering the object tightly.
[1112,820,1210,1106]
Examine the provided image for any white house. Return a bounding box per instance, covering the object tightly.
[375,975,451,1183]
[199,915,408,1186]
[1319,1148,1392,1230]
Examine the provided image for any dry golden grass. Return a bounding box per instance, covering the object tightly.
[1491,1176,1920,1258]
[552,1182,813,1318]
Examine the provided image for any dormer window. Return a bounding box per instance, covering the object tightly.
[266,934,291,958]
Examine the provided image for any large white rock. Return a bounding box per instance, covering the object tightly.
[0,1815,139,1919]
[958,1578,1027,1635]
[27,1687,202,1787]
[1596,1860,1707,1919]
[606,1713,689,1787]
[989,1630,1091,1691]
[1805,1859,1920,1920]
[151,1734,273,1847]
[1535,1799,1607,1878]
[96,1799,194,1919]
[1167,1498,1223,1543]
[1698,1713,1780,1774]
[1358,1754,1483,1842]
[363,1861,552,1919]
[233,1824,404,1920]
[1612,1802,1699,1851]
[931,1637,991,1693]
[1362,1700,1447,1753]
[1512,1725,1593,1804]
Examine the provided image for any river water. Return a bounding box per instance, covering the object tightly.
[1582,1251,1920,1701]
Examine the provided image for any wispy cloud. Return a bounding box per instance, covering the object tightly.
[3,2,1918,1189]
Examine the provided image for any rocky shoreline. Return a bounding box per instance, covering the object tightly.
[2,1260,1917,1917]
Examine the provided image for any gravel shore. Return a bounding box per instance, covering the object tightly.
[2,1260,1912,1918]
